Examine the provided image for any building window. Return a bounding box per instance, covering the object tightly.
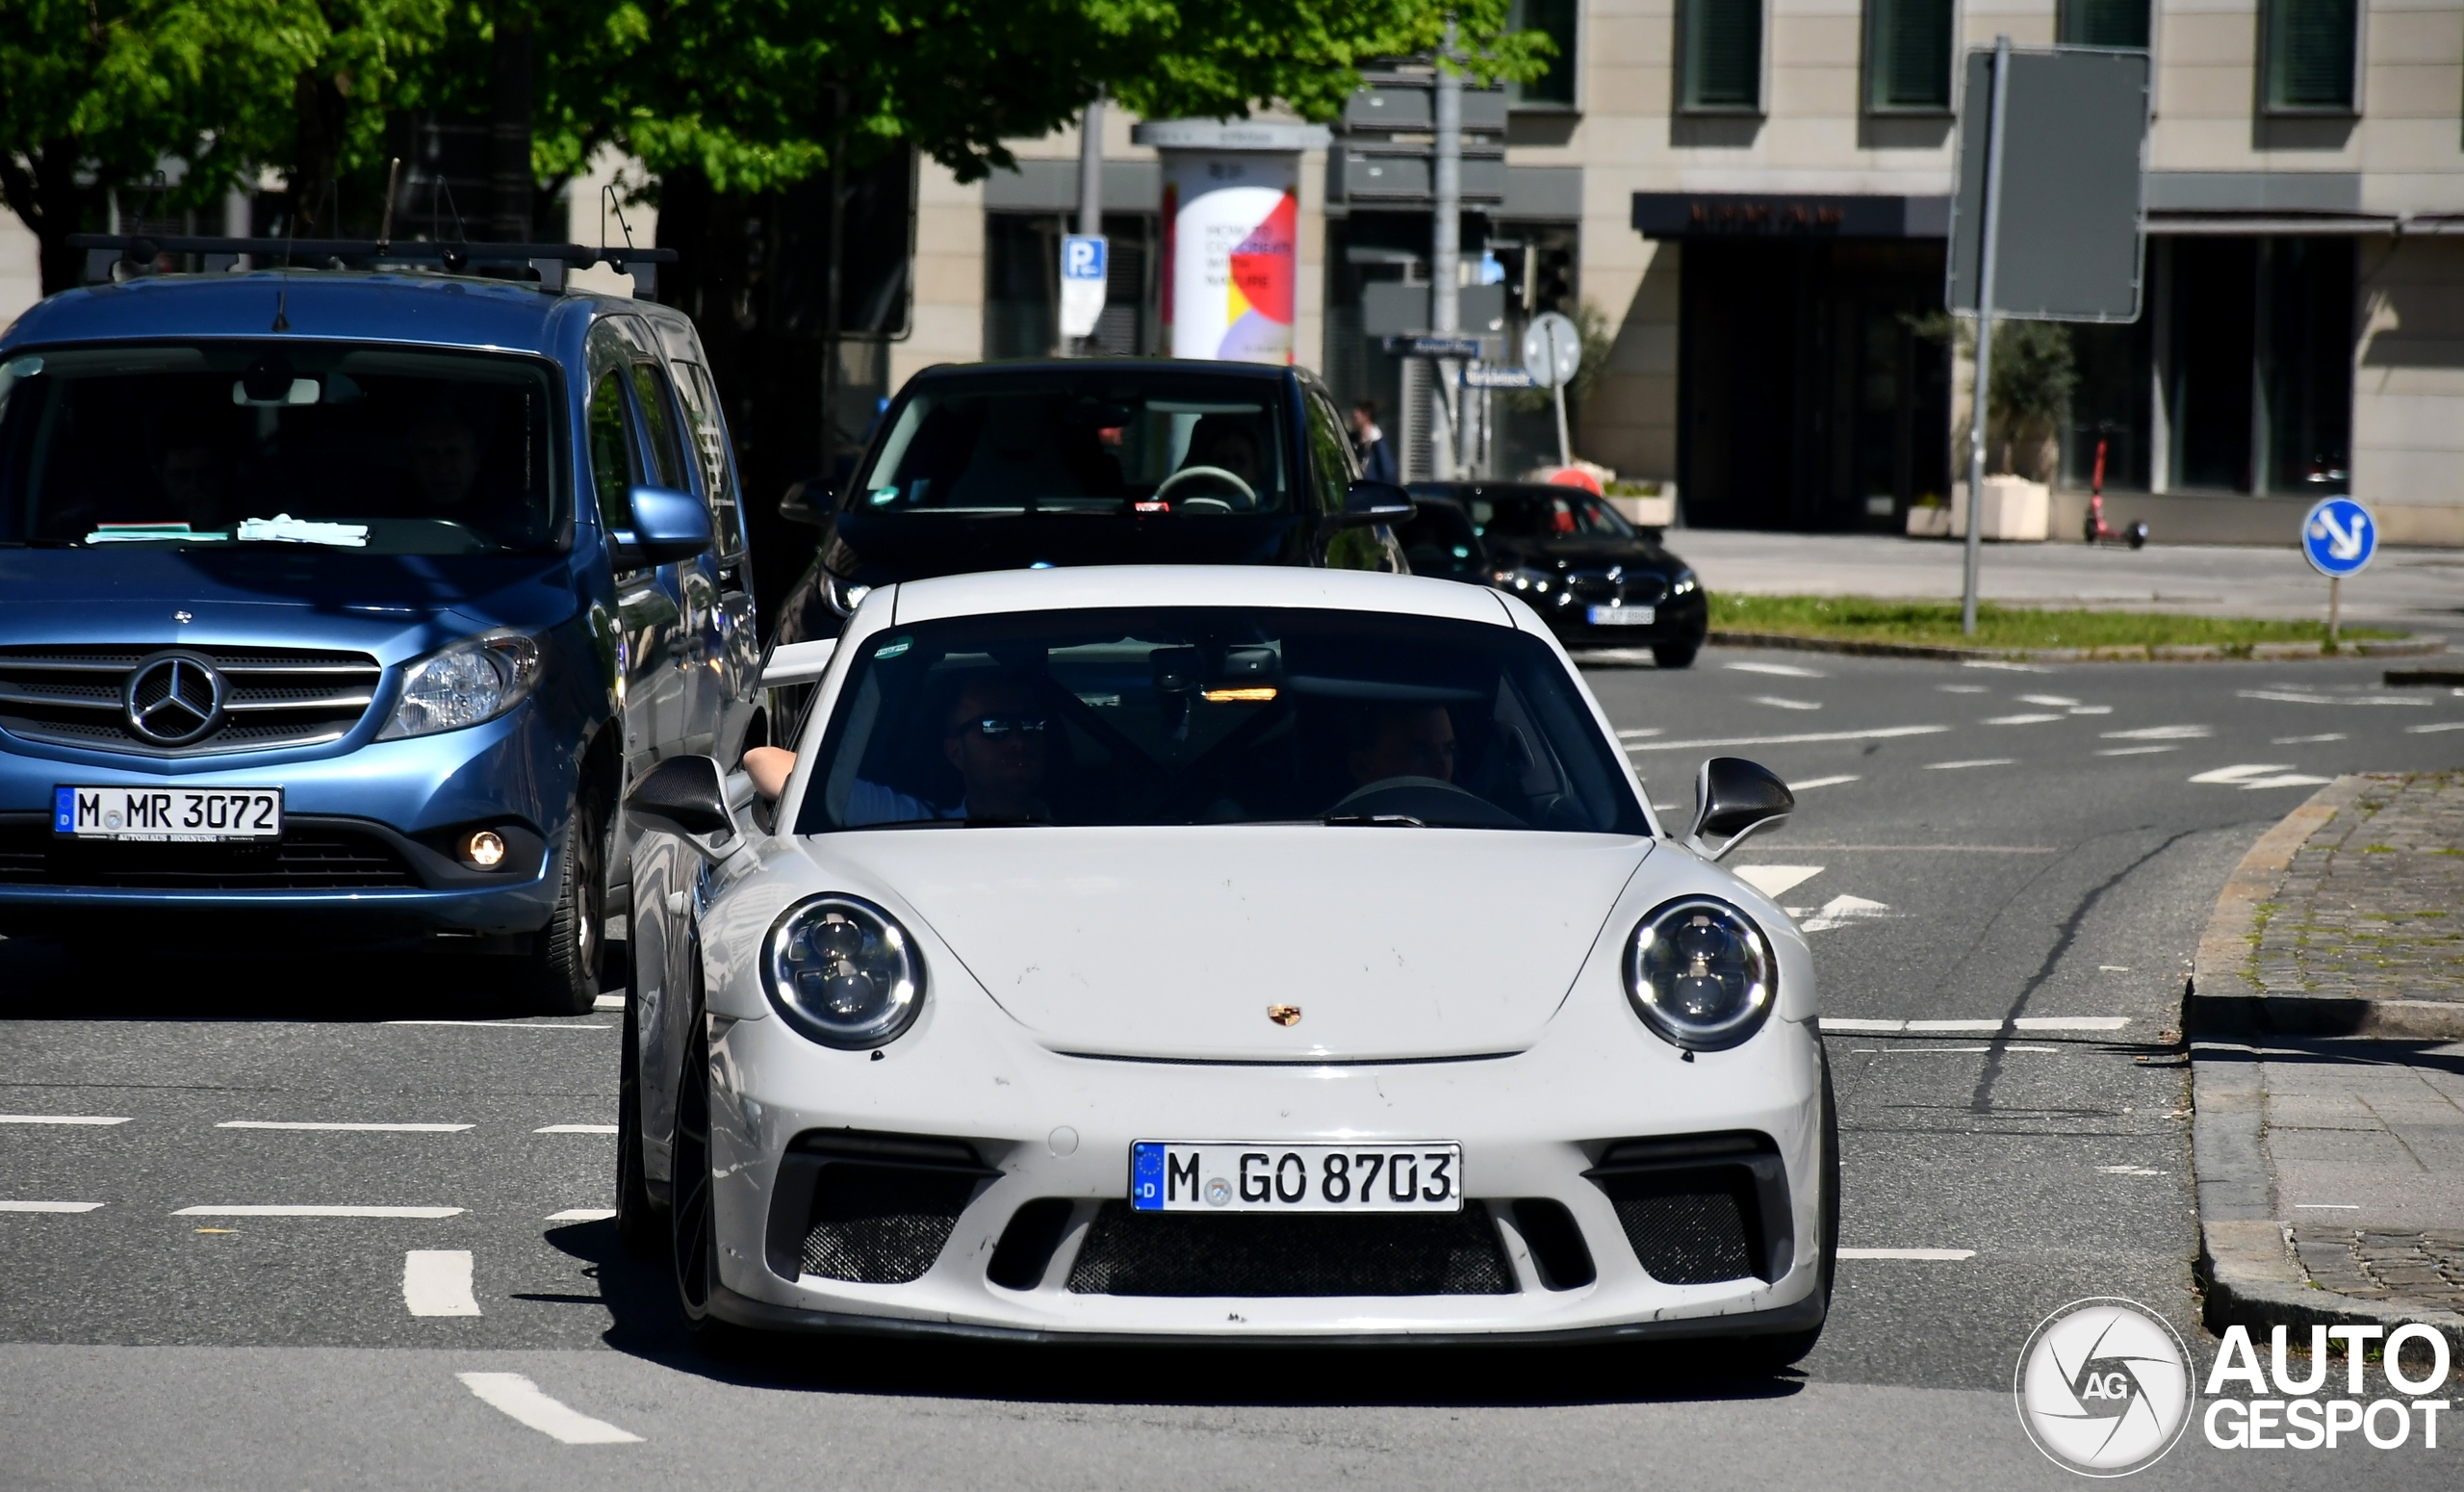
[1681,0,1764,113]
[1509,0,1579,108]
[2264,0,2359,113]
[1866,0,1954,112]
[2159,237,2352,494]
[2058,0,2149,49]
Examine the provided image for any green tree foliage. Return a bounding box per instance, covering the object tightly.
[1908,311,2076,479]
[0,0,323,290]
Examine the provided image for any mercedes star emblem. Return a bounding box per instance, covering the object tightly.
[123,652,225,746]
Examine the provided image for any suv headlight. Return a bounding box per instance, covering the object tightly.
[1670,569,1700,596]
[762,894,924,1048]
[376,633,541,739]
[1491,565,1556,596]
[1624,896,1775,1051]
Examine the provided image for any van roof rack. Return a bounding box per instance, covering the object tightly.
[65,234,677,293]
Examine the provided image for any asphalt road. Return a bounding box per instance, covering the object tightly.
[3,648,2459,1490]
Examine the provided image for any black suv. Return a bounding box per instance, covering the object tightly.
[775,359,1410,644]
[1401,482,1708,668]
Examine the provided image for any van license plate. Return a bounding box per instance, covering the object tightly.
[1130,1142,1461,1213]
[54,785,282,841]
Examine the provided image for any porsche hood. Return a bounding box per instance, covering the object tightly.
[805,827,1650,1062]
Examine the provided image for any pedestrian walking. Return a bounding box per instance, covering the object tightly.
[1351,399,1397,485]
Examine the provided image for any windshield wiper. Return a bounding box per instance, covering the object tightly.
[1322,812,1426,828]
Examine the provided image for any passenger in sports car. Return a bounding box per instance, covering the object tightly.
[740,673,1052,824]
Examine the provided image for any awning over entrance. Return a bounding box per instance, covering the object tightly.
[1631,193,1952,240]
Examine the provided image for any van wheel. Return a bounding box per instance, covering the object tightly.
[520,799,603,1017]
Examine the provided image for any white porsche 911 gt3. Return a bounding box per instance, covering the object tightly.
[620,565,1835,1360]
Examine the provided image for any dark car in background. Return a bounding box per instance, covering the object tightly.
[1401,482,1708,668]
[772,359,1410,646]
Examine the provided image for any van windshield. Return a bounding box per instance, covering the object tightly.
[851,371,1293,516]
[0,342,564,554]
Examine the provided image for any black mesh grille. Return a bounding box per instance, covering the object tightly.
[0,821,419,888]
[1600,1178,1758,1285]
[1065,1202,1516,1297]
[797,1165,980,1284]
[0,644,379,758]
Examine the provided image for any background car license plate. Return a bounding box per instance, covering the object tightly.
[54,785,282,841]
[1131,1142,1461,1213]
[1585,605,1656,626]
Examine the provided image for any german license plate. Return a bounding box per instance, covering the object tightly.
[1586,605,1656,626]
[1130,1142,1461,1213]
[54,785,282,841]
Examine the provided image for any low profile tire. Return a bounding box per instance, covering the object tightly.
[669,986,755,1354]
[1723,1055,1840,1374]
[1652,640,1701,670]
[517,799,605,1017]
[615,972,664,1260]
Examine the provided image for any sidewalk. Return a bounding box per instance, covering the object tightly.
[1669,529,2463,633]
[2189,773,2464,1348]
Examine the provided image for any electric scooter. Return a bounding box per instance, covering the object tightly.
[2081,433,2148,549]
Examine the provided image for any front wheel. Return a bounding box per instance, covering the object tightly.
[1723,1055,1839,1373]
[615,973,664,1260]
[669,987,754,1354]
[1653,640,1701,670]
[514,799,604,1016]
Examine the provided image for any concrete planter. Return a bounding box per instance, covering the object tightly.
[1607,493,1677,528]
[1905,504,1953,537]
[1943,476,2050,541]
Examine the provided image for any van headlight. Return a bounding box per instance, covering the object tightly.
[1624,896,1775,1051]
[762,894,924,1048]
[377,633,540,739]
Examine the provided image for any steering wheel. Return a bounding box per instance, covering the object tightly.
[1325,776,1526,829]
[1153,465,1258,511]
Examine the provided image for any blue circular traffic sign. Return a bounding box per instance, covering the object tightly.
[2300,497,2376,579]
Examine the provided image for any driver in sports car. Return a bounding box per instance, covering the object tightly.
[1347,702,1457,787]
[741,673,1051,824]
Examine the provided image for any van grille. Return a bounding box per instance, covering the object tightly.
[0,820,419,889]
[0,645,381,757]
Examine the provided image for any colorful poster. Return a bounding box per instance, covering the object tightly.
[1161,151,1299,365]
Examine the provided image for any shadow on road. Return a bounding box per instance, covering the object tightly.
[543,1217,1811,1410]
[0,933,610,1024]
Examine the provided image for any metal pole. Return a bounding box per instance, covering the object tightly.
[1553,380,1572,468]
[1962,35,2013,639]
[1070,91,1105,357]
[1430,22,1462,479]
[2328,576,2342,649]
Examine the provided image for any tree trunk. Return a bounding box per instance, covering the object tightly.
[4,141,103,296]
[489,11,535,241]
[291,72,349,234]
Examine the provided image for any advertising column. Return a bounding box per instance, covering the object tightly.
[1133,121,1330,366]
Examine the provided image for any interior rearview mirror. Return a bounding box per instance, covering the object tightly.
[626,754,736,855]
[1684,757,1794,862]
[617,485,714,567]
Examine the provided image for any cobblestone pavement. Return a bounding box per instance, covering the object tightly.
[2251,772,2464,1002]
[2292,1226,2464,1310]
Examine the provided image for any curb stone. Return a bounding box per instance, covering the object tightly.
[2194,1205,2464,1357]
[2186,776,2464,1042]
[1697,630,2445,664]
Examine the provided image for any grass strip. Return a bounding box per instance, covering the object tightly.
[1707,594,2402,652]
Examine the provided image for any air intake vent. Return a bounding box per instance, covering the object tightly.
[1587,1132,1792,1286]
[0,644,381,758]
[1065,1202,1516,1297]
[763,1132,996,1286]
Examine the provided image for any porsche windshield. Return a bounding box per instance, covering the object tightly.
[851,372,1294,516]
[798,607,1649,835]
[0,342,564,554]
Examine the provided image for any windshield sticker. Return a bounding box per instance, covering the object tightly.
[874,637,912,660]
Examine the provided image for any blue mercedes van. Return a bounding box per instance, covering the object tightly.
[0,251,759,1011]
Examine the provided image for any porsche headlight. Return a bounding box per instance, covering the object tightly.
[1624,896,1775,1051]
[377,633,540,739]
[761,894,923,1048]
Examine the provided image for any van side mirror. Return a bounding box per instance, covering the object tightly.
[626,754,735,849]
[1684,757,1794,862]
[615,485,714,567]
[1335,479,1416,527]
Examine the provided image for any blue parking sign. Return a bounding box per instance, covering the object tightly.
[1062,235,1107,282]
[2300,497,2376,579]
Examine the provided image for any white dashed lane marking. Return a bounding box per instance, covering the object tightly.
[535,1125,618,1135]
[403,1250,481,1317]
[218,1121,473,1133]
[2095,745,2177,757]
[1726,661,1824,678]
[2408,721,2464,733]
[1627,725,1949,752]
[1839,1248,1976,1261]
[1925,759,2015,770]
[1790,774,1861,790]
[2274,733,2348,744]
[0,1201,104,1213]
[1732,865,1825,898]
[172,1205,465,1219]
[1983,714,2063,726]
[456,1373,642,1445]
[1750,696,1824,710]
[385,1020,612,1031]
[593,993,627,1012]
[2239,690,2427,707]
[0,1115,130,1126]
[2103,725,2210,740]
[548,1209,617,1222]
[2190,763,2332,789]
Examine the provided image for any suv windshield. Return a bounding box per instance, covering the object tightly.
[1470,489,1635,541]
[0,342,564,554]
[852,371,1293,516]
[798,606,1647,835]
